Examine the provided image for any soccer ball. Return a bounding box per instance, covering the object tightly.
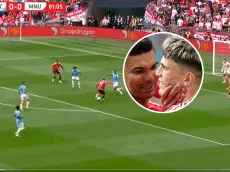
[96,97,101,101]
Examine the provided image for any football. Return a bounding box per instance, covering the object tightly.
[96,97,101,101]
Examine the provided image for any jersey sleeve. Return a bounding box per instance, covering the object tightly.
[148,101,164,112]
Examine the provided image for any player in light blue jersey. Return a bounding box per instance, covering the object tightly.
[14,105,25,137]
[112,70,123,95]
[72,66,81,89]
[18,81,30,111]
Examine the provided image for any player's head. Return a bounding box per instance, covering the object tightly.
[16,105,20,110]
[114,70,117,74]
[21,81,26,85]
[224,59,227,63]
[156,35,202,101]
[102,78,105,81]
[73,66,77,70]
[124,37,158,103]
[56,60,59,63]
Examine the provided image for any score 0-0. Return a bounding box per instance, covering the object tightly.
[7,2,24,11]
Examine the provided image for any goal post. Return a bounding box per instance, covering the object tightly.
[213,40,230,75]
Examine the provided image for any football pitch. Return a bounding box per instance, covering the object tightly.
[0,37,230,170]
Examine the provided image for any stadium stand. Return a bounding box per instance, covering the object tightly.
[0,0,229,41]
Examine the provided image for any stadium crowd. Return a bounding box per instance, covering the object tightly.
[0,0,91,26]
[99,0,230,41]
[0,0,229,41]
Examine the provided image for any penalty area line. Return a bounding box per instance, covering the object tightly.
[0,102,94,113]
[0,54,94,61]
[20,39,124,60]
[0,85,227,146]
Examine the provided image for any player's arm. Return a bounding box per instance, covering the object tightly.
[221,64,224,72]
[105,82,113,85]
[24,89,27,94]
[60,63,65,71]
[105,73,112,76]
[106,71,115,76]
[96,83,99,87]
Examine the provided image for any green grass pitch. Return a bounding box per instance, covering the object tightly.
[0,37,230,170]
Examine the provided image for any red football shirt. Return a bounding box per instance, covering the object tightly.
[166,99,192,112]
[96,81,112,91]
[52,63,63,71]
[148,101,164,112]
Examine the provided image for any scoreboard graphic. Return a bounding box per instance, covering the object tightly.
[0,2,66,12]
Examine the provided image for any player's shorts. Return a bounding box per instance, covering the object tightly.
[72,76,79,81]
[21,94,29,101]
[113,82,119,88]
[16,121,24,129]
[98,90,105,95]
[53,70,61,75]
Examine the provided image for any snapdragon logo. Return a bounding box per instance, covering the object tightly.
[122,30,128,39]
[60,28,95,36]
[1,27,7,36]
[51,27,58,36]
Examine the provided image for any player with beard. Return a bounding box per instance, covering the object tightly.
[124,37,186,112]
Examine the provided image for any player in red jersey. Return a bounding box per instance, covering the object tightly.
[95,78,112,100]
[156,35,203,112]
[52,60,65,83]
[124,37,186,112]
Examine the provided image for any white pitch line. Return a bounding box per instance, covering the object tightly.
[202,88,228,96]
[0,102,94,112]
[204,72,222,76]
[20,40,225,78]
[0,54,93,61]
[0,85,226,146]
[21,40,124,60]
[11,39,230,145]
[4,169,230,171]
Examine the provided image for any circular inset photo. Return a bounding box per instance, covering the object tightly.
[123,32,204,113]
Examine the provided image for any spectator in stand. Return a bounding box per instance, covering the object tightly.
[117,15,123,29]
[101,16,109,28]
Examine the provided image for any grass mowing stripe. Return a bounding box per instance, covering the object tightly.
[0,102,93,112]
[20,39,222,79]
[0,54,93,61]
[0,85,226,146]
[20,40,124,60]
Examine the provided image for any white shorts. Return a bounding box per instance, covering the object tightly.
[17,122,24,129]
[113,82,118,88]
[72,76,79,81]
[21,94,29,101]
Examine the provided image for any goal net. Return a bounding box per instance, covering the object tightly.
[213,41,230,75]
